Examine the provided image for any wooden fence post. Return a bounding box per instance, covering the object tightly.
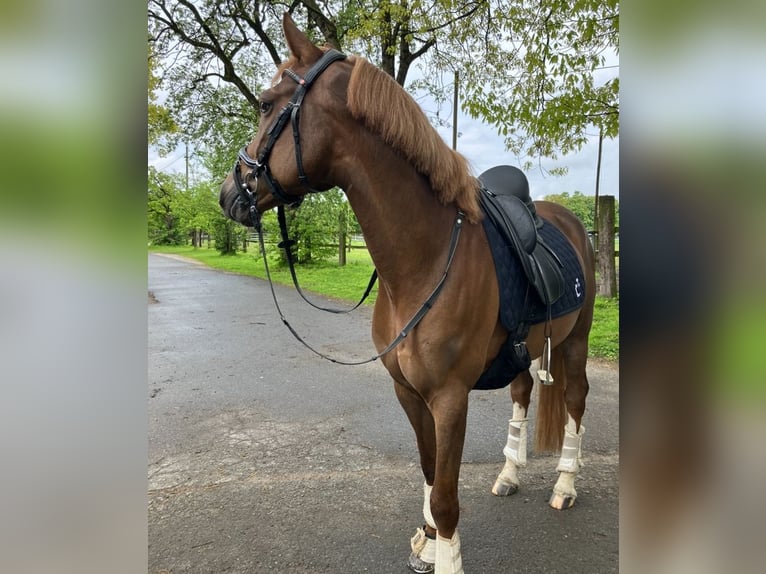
[597,195,617,297]
[338,209,347,266]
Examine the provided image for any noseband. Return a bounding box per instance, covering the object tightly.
[233,49,347,229]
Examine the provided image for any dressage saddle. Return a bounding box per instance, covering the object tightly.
[478,165,565,309]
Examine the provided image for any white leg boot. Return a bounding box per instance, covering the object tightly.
[435,530,464,574]
[492,403,528,496]
[550,415,584,509]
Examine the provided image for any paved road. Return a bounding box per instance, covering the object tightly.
[148,253,618,573]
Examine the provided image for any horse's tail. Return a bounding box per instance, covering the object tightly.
[534,348,568,453]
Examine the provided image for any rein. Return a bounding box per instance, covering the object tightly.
[256,210,465,365]
[275,205,378,314]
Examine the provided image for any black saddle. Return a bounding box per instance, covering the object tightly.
[478,165,565,307]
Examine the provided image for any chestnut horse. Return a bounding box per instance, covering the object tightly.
[219,14,595,574]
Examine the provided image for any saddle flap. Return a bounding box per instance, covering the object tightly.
[490,193,537,254]
[530,242,565,304]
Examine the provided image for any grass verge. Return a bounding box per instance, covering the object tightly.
[588,296,619,360]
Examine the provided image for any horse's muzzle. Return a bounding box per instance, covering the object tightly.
[219,178,255,227]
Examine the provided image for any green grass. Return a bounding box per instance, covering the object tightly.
[150,243,618,360]
[588,296,619,360]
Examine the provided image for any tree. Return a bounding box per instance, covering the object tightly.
[456,1,619,163]
[148,41,178,150]
[261,189,349,264]
[543,190,618,232]
[172,181,222,247]
[543,190,595,230]
[148,167,185,245]
[149,1,618,172]
[212,211,248,254]
[149,164,233,249]
[596,194,617,296]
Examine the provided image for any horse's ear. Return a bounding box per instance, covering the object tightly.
[282,12,322,64]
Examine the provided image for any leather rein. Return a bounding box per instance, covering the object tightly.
[231,49,466,365]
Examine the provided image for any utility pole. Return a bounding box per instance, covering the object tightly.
[594,127,603,235]
[185,141,195,247]
[452,71,459,150]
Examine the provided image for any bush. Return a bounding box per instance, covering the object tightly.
[212,213,247,254]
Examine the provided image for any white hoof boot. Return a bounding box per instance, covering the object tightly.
[408,527,436,573]
[435,530,463,574]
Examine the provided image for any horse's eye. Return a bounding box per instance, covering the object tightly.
[259,100,272,115]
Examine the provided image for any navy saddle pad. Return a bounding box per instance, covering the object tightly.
[474,214,587,390]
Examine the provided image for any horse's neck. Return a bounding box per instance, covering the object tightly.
[336,139,455,294]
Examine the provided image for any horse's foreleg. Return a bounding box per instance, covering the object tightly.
[429,388,469,574]
[549,341,589,510]
[492,370,534,496]
[394,382,438,573]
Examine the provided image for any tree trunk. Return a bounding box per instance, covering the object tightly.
[597,195,617,297]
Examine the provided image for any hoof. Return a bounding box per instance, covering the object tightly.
[408,552,435,573]
[549,491,576,510]
[492,478,519,497]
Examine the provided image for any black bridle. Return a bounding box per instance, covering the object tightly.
[231,47,377,314]
[232,48,348,230]
[229,48,467,365]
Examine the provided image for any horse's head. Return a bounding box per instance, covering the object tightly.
[219,13,353,228]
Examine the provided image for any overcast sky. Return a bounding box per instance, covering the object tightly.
[435,110,619,200]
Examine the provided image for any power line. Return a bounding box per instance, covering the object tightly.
[152,150,185,172]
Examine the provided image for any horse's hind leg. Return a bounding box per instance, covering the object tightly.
[492,370,534,496]
[549,336,589,510]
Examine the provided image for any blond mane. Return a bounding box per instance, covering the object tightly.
[347,57,481,223]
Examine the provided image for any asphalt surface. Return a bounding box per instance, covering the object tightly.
[148,253,618,573]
